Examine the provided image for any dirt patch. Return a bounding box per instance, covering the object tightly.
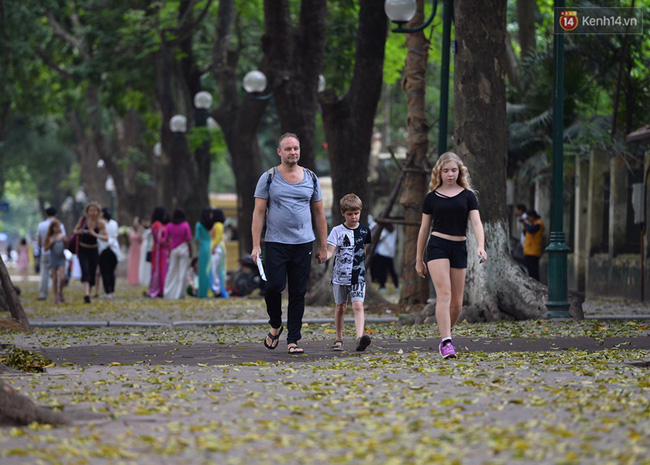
[364,302,425,316]
[0,318,27,332]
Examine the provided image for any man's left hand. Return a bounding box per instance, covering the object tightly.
[316,246,327,264]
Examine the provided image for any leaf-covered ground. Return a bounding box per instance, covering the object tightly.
[1,350,649,464]
[1,278,649,464]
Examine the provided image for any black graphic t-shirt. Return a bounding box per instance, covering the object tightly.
[327,223,372,285]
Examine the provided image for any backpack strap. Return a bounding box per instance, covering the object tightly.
[266,168,275,198]
[305,168,317,194]
[265,167,318,200]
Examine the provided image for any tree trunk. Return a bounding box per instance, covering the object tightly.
[0,375,69,426]
[210,0,267,256]
[263,0,327,171]
[108,111,161,225]
[453,0,583,320]
[516,0,537,59]
[399,0,431,305]
[308,0,387,307]
[152,42,199,222]
[321,0,388,225]
[0,254,31,332]
[216,99,268,255]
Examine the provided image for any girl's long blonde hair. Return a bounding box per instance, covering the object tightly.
[428,152,475,193]
[84,201,102,216]
[44,219,61,248]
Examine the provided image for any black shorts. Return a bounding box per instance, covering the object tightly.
[426,235,468,269]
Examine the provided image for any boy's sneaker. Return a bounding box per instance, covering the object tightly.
[439,340,457,359]
[356,335,372,352]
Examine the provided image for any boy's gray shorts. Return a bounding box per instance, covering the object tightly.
[332,283,366,305]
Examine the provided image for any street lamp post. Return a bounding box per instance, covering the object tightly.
[96,159,116,214]
[194,91,213,221]
[243,70,272,100]
[105,175,116,214]
[546,1,571,318]
[385,0,450,155]
[194,91,213,128]
[170,114,187,134]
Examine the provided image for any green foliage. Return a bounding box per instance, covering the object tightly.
[1,116,75,201]
[322,0,359,93]
[187,127,228,162]
[383,33,406,86]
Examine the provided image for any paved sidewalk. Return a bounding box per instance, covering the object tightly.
[35,336,650,367]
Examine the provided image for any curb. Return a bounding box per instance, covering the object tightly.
[29,317,400,329]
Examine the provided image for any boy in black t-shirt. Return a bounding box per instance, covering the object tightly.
[326,194,372,352]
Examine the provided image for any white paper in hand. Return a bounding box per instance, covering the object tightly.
[257,256,267,281]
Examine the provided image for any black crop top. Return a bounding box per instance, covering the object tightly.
[422,189,479,236]
[80,225,100,246]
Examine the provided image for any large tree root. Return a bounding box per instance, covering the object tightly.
[0,373,70,426]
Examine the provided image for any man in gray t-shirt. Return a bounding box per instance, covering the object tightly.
[251,132,327,355]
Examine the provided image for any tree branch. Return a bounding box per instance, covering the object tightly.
[35,49,76,81]
[44,9,90,60]
[175,0,214,44]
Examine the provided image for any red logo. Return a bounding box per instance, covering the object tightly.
[559,11,579,31]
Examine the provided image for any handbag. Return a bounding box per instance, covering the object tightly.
[68,217,86,254]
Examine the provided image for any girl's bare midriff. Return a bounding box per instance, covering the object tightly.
[431,231,466,242]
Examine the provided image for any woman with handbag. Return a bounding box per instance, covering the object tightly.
[73,201,108,303]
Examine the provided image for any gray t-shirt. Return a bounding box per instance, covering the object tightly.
[254,167,323,244]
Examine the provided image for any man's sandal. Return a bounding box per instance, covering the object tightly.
[356,335,372,352]
[263,326,283,350]
[332,340,344,351]
[287,344,304,355]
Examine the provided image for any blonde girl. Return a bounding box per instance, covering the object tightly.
[44,219,68,303]
[415,152,487,359]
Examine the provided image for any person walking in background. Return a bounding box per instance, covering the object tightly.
[73,201,108,303]
[16,238,30,281]
[251,132,328,355]
[371,222,399,291]
[325,194,373,352]
[127,217,143,286]
[195,207,214,298]
[148,206,169,298]
[523,209,545,281]
[415,152,487,360]
[186,257,199,297]
[210,208,229,298]
[164,209,193,299]
[36,207,66,300]
[512,203,527,264]
[43,219,68,304]
[98,208,120,299]
[139,219,153,286]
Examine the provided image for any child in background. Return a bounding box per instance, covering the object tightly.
[326,193,373,352]
[186,257,199,297]
[16,238,30,281]
[43,219,68,303]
